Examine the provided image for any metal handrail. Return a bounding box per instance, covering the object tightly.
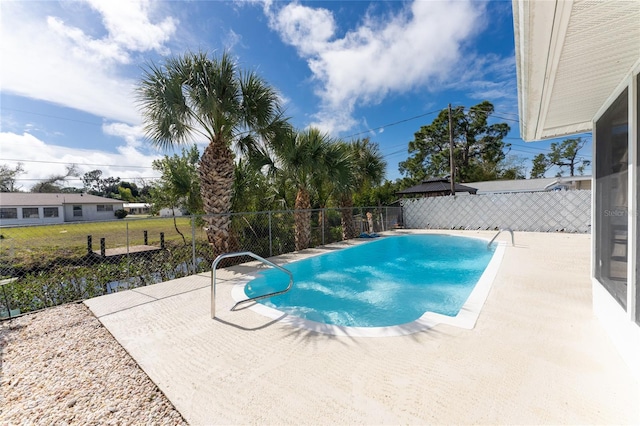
[488,228,515,249]
[211,251,293,319]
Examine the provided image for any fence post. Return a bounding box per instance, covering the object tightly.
[2,282,12,320]
[321,209,325,245]
[268,211,273,257]
[191,215,197,274]
[144,230,148,245]
[160,232,165,249]
[126,222,130,281]
[100,238,106,257]
[87,235,92,255]
[384,206,388,231]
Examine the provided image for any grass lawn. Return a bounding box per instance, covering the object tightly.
[0,217,195,253]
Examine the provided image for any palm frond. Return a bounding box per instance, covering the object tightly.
[136,61,194,150]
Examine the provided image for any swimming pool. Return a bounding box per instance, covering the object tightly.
[233,233,505,337]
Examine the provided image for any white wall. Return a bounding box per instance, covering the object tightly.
[0,206,64,226]
[63,204,123,222]
[159,208,183,217]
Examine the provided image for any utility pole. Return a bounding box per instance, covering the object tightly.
[448,104,455,195]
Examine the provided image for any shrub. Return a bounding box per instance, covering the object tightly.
[114,209,128,219]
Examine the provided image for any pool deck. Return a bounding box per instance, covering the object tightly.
[84,230,640,425]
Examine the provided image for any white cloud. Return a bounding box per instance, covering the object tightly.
[223,29,244,51]
[264,0,484,133]
[85,0,175,54]
[0,0,177,125]
[102,122,145,148]
[271,4,336,56]
[0,131,162,191]
[47,16,130,64]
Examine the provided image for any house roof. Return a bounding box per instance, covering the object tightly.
[464,178,557,194]
[465,176,592,194]
[513,0,640,141]
[0,193,124,206]
[396,178,478,195]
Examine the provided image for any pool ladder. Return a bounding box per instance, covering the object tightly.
[211,251,293,319]
[488,228,515,249]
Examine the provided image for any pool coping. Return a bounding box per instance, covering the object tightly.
[84,230,640,425]
[230,233,507,337]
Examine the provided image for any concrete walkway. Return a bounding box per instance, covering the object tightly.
[85,230,640,425]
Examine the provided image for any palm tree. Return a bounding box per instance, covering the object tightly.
[137,51,287,257]
[259,127,346,251]
[336,138,386,239]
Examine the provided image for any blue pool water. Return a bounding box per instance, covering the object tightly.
[244,234,496,328]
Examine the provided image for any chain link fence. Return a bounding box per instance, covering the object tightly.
[402,190,591,233]
[1,191,589,319]
[0,206,401,318]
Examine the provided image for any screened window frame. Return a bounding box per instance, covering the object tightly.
[0,208,18,219]
[43,207,59,218]
[21,207,40,219]
[97,204,114,212]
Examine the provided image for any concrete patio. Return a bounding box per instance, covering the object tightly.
[84,230,640,425]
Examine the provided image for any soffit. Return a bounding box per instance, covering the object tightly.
[514,0,640,142]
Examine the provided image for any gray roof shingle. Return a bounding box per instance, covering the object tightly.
[0,193,123,206]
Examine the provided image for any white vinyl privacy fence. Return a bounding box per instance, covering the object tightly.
[402,190,591,233]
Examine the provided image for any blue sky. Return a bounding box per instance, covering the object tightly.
[0,0,591,191]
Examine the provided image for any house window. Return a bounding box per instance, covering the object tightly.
[595,88,628,309]
[73,205,83,217]
[0,208,17,219]
[22,208,39,219]
[43,207,59,218]
[97,204,114,212]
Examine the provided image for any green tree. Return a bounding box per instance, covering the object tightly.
[119,181,140,198]
[82,169,104,194]
[82,170,121,197]
[231,158,273,213]
[398,101,510,184]
[531,137,590,178]
[150,145,203,244]
[353,180,402,207]
[151,145,202,214]
[0,163,24,192]
[530,153,549,179]
[258,127,341,250]
[137,51,288,257]
[335,138,386,239]
[117,186,135,202]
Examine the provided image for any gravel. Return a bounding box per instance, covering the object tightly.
[0,303,187,425]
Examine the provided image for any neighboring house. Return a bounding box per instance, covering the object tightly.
[465,176,592,195]
[122,202,184,217]
[513,0,640,379]
[123,203,151,215]
[0,193,124,226]
[158,207,184,217]
[396,177,477,198]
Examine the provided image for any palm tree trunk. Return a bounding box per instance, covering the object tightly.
[318,210,328,245]
[199,141,235,258]
[294,188,311,251]
[340,193,358,240]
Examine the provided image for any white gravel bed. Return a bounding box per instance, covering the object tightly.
[0,303,186,425]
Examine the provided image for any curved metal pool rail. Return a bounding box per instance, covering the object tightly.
[488,228,515,249]
[211,251,293,319]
